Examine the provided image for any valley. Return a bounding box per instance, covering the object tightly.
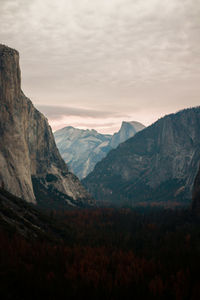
[0,43,200,300]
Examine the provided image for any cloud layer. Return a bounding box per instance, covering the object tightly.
[1,0,200,132]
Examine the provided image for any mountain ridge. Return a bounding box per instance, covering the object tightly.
[83,106,200,206]
[54,121,145,179]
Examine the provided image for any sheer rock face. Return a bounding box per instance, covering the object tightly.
[110,121,145,149]
[83,107,200,206]
[0,44,92,206]
[192,165,200,213]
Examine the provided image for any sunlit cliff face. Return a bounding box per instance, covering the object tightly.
[1,0,200,133]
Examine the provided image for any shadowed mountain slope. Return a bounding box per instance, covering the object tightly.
[192,164,200,214]
[83,107,200,206]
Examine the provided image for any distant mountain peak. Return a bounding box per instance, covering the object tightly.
[122,120,144,126]
[110,120,145,149]
[54,121,145,179]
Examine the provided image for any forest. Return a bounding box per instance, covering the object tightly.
[1,207,200,300]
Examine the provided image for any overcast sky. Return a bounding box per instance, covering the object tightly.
[1,0,200,133]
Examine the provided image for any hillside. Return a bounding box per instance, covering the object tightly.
[83,107,200,206]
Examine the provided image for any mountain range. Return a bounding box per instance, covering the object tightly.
[0,44,92,208]
[1,44,200,211]
[83,107,200,206]
[54,121,145,179]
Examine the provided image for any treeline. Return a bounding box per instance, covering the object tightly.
[0,207,200,299]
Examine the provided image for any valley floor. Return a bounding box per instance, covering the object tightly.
[1,207,200,299]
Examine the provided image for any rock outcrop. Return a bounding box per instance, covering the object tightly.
[110,121,145,149]
[192,165,200,213]
[83,107,200,206]
[0,44,92,206]
[54,121,145,179]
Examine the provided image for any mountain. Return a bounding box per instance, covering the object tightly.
[192,164,200,214]
[0,187,66,240]
[83,107,200,206]
[54,127,112,179]
[0,44,92,207]
[54,121,145,179]
[110,121,145,149]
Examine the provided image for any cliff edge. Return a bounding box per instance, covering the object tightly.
[0,44,92,207]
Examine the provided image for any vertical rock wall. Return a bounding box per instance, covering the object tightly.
[0,44,91,206]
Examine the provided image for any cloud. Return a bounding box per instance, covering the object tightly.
[36,105,128,120]
[36,105,133,133]
[0,0,200,132]
[70,122,115,129]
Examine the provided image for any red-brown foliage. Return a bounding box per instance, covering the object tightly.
[0,208,200,299]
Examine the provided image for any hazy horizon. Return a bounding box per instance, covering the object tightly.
[1,0,200,134]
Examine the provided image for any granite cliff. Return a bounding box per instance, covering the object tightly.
[192,165,200,213]
[54,121,145,179]
[0,44,92,207]
[110,121,145,149]
[83,107,200,206]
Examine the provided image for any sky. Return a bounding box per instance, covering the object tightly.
[0,0,200,133]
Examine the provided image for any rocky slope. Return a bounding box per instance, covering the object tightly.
[54,121,145,179]
[83,107,200,206]
[0,44,92,207]
[54,127,112,179]
[0,187,66,240]
[192,165,200,213]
